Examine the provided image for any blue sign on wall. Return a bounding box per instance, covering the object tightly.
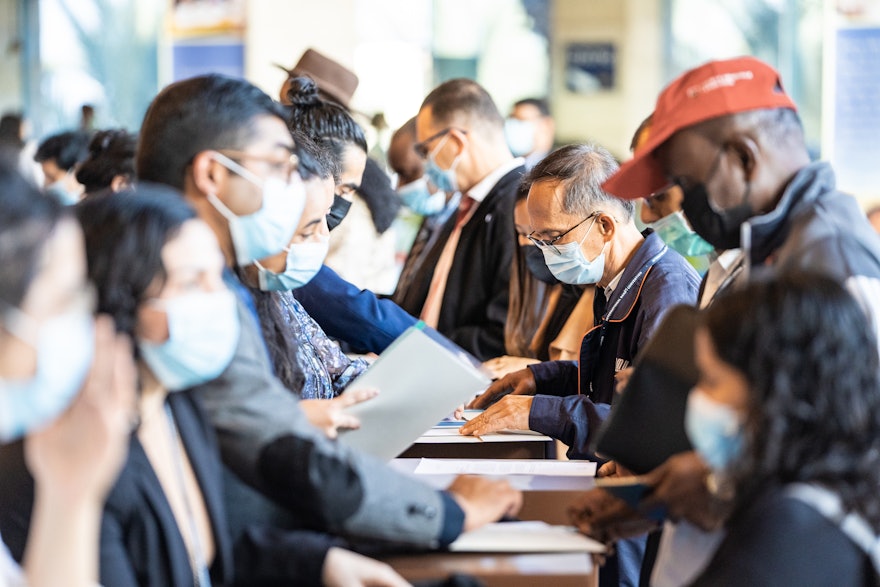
[565,43,615,93]
[172,41,245,82]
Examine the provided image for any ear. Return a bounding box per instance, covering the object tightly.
[190,151,228,198]
[597,213,616,240]
[725,136,759,182]
[109,174,130,193]
[447,127,468,156]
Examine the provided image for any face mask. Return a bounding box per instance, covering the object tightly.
[254,240,329,291]
[326,194,352,231]
[138,290,240,392]
[685,387,744,471]
[424,135,460,194]
[504,118,536,157]
[522,244,558,285]
[651,211,716,257]
[47,181,79,206]
[399,177,446,216]
[207,152,306,266]
[541,218,607,285]
[0,307,94,442]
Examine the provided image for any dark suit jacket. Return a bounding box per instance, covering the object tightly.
[393,165,524,360]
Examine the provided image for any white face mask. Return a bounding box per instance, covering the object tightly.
[540,216,607,285]
[0,304,95,442]
[138,290,240,391]
[207,152,306,266]
[504,117,536,157]
[254,239,330,291]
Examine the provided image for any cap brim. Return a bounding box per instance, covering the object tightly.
[273,62,294,75]
[602,123,675,200]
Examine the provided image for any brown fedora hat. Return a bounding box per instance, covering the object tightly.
[275,48,359,108]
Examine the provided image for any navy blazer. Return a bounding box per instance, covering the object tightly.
[294,264,416,354]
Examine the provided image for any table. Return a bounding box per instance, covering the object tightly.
[398,430,557,459]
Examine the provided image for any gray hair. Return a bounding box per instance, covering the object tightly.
[523,143,633,220]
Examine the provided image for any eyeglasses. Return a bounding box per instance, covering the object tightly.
[413,127,467,159]
[527,212,600,254]
[216,149,300,179]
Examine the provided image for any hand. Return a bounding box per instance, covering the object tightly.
[447,475,523,532]
[482,355,540,380]
[596,460,633,479]
[568,488,658,544]
[467,367,536,409]
[25,315,136,506]
[322,547,411,587]
[300,388,379,439]
[459,395,533,436]
[614,367,634,394]
[641,451,725,530]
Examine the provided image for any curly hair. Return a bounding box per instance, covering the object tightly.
[704,270,880,530]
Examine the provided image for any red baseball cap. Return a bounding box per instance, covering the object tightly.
[602,56,798,200]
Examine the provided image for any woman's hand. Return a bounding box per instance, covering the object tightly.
[300,388,379,439]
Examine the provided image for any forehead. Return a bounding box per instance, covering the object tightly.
[526,180,580,230]
[161,219,221,270]
[512,103,542,120]
[415,106,443,142]
[241,114,294,151]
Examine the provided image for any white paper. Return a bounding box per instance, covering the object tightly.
[450,521,605,553]
[414,458,597,476]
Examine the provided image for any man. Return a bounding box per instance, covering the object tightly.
[504,97,555,169]
[389,117,459,301]
[575,56,880,586]
[135,74,521,550]
[464,143,700,587]
[396,78,524,361]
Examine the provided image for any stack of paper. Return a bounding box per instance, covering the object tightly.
[450,521,605,553]
[414,458,597,476]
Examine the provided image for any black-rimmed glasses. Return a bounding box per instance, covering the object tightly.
[527,212,600,254]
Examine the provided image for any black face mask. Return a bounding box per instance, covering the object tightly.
[680,183,753,251]
[522,245,559,285]
[326,194,353,231]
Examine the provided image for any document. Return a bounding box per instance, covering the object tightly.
[450,521,605,553]
[337,323,492,461]
[415,458,597,476]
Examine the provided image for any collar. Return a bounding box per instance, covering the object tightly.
[603,231,668,322]
[742,162,836,266]
[466,157,525,203]
[604,270,624,300]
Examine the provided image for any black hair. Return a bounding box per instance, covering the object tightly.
[286,76,368,159]
[136,74,287,190]
[75,184,196,338]
[514,97,551,117]
[0,162,65,308]
[421,78,504,129]
[0,113,24,148]
[290,129,338,183]
[76,129,138,195]
[34,130,92,171]
[705,270,880,530]
[523,143,633,220]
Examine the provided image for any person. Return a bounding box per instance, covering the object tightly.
[395,78,525,361]
[135,73,522,550]
[75,128,137,196]
[504,97,555,169]
[867,204,880,235]
[463,142,700,587]
[33,130,91,204]
[482,186,583,379]
[276,48,359,109]
[286,76,401,294]
[686,272,880,584]
[389,117,460,305]
[241,131,370,402]
[574,56,880,586]
[0,164,135,587]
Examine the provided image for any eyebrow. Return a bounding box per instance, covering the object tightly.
[304,217,323,228]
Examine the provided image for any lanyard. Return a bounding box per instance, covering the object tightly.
[165,404,213,587]
[602,245,669,322]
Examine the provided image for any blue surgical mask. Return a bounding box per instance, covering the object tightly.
[541,217,607,285]
[254,239,329,291]
[47,181,80,206]
[685,387,744,471]
[207,152,306,266]
[651,211,715,257]
[504,118,536,157]
[399,177,446,216]
[138,290,240,391]
[0,306,95,442]
[424,135,460,194]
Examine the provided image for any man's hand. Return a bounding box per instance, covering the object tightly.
[322,547,411,587]
[568,488,659,544]
[447,475,523,532]
[614,367,634,394]
[641,451,725,531]
[459,395,533,437]
[467,367,536,409]
[300,388,379,439]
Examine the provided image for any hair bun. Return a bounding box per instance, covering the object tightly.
[286,76,321,106]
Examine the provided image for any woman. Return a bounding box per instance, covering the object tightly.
[686,271,880,585]
[0,164,135,587]
[242,133,370,404]
[482,188,584,379]
[287,76,400,294]
[76,128,137,196]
